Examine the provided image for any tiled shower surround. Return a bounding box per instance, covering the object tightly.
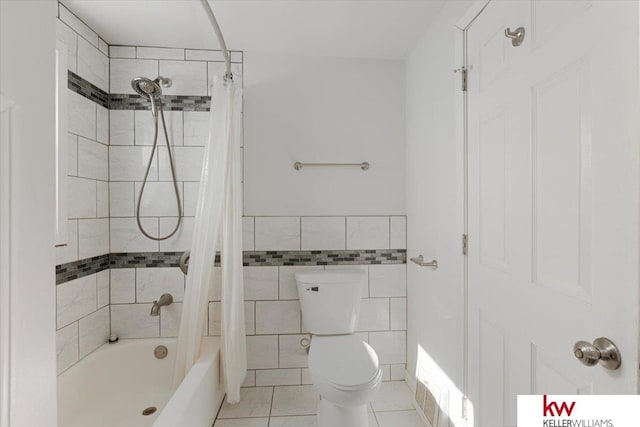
[54,3,408,387]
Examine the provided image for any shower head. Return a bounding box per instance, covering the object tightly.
[131,77,162,99]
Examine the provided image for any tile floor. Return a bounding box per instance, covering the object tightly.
[213,381,425,427]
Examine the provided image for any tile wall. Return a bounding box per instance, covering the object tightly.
[110,216,408,387]
[55,4,111,374]
[54,4,408,385]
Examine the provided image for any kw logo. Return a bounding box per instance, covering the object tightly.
[543,395,576,417]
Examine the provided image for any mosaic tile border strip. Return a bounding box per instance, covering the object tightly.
[109,251,186,269]
[56,254,110,285]
[109,93,211,111]
[67,72,212,111]
[56,249,406,284]
[243,249,406,266]
[109,249,406,269]
[68,71,109,109]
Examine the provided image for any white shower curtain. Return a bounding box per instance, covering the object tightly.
[173,75,246,403]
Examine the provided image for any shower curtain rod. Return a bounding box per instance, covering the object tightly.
[199,0,232,80]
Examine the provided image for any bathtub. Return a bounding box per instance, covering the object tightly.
[57,337,223,427]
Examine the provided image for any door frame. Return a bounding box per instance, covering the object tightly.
[0,94,16,427]
[453,1,491,421]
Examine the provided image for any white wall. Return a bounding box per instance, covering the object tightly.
[0,0,58,425]
[405,0,472,423]
[244,52,405,216]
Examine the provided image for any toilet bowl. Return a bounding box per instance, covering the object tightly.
[309,335,383,427]
[295,270,382,427]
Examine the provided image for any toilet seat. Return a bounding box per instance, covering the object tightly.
[309,335,382,391]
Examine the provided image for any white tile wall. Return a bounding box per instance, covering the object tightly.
[357,298,390,332]
[278,335,310,369]
[137,47,184,60]
[110,217,159,252]
[244,267,279,300]
[96,105,109,144]
[78,306,109,357]
[68,90,96,140]
[109,146,158,181]
[159,60,208,96]
[110,58,158,94]
[183,111,209,146]
[97,270,110,308]
[109,182,135,217]
[77,137,108,181]
[96,181,109,217]
[67,133,78,175]
[247,336,279,369]
[256,301,301,335]
[57,275,97,328]
[78,218,109,258]
[110,45,136,59]
[110,269,134,304]
[159,217,193,252]
[56,323,79,374]
[56,20,78,73]
[134,182,183,217]
[390,298,407,330]
[158,146,204,181]
[136,267,184,302]
[67,177,97,218]
[160,302,183,337]
[369,331,406,365]
[134,110,183,146]
[182,183,199,217]
[185,49,226,62]
[347,216,390,249]
[111,304,159,338]
[98,38,109,56]
[255,217,301,251]
[59,4,99,48]
[208,301,255,336]
[390,216,406,248]
[242,216,255,250]
[300,217,345,250]
[56,220,79,265]
[369,264,407,297]
[109,110,134,145]
[77,37,109,92]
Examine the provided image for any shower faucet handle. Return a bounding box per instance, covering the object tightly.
[179,250,190,275]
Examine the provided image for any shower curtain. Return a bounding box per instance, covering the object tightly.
[173,75,246,403]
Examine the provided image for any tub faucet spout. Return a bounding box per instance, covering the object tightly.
[150,293,173,316]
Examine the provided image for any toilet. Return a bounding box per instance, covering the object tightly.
[295,270,382,427]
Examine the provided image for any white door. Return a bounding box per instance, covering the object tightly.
[466,1,639,425]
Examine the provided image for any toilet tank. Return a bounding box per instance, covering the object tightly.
[295,270,366,335]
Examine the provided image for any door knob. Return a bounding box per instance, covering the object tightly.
[573,337,621,370]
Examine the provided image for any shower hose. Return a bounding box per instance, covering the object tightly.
[136,98,182,241]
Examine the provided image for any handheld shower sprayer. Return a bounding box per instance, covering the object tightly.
[130,76,182,241]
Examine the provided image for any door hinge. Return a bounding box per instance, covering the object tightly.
[462,234,468,255]
[462,67,468,91]
[462,396,470,420]
[454,66,470,91]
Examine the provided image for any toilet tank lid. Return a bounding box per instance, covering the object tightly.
[294,270,366,284]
